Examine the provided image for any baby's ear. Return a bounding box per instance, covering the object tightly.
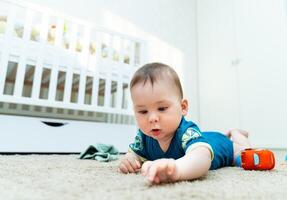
[181,99,188,116]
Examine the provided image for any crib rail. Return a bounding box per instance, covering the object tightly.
[0,0,146,120]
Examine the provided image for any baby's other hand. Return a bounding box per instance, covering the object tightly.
[118,152,141,174]
[141,159,179,184]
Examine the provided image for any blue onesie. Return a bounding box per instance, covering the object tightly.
[129,117,234,170]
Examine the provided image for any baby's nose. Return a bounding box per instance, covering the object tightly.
[148,112,159,123]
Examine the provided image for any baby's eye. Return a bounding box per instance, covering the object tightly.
[158,107,168,112]
[138,110,148,114]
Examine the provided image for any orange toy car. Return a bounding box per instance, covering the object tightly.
[241,148,275,170]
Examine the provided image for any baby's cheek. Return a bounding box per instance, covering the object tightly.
[166,118,180,131]
[137,120,148,132]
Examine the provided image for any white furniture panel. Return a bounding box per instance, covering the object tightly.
[0,115,136,152]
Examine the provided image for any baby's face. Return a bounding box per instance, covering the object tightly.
[131,79,188,142]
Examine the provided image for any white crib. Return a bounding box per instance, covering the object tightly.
[0,0,146,152]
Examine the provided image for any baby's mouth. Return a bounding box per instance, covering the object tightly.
[151,128,161,136]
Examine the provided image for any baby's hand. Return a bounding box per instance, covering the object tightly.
[141,158,179,184]
[118,152,141,174]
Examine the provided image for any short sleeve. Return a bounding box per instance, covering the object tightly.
[128,130,148,162]
[181,128,214,160]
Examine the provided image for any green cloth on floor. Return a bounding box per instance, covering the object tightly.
[79,143,119,162]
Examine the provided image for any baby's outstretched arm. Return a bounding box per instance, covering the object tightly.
[118,152,142,173]
[141,146,212,184]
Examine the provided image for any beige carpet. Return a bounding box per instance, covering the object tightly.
[0,151,286,200]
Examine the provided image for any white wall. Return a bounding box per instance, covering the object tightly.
[27,0,200,122]
[197,0,287,148]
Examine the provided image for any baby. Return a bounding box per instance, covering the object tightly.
[118,62,251,184]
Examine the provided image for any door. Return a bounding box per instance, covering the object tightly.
[234,0,287,148]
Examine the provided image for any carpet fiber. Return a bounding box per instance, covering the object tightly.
[0,151,286,200]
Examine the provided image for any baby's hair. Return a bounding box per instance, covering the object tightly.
[130,62,183,99]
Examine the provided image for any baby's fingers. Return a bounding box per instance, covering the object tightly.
[118,162,129,173]
[141,161,152,176]
[147,163,164,182]
[119,159,135,173]
[128,157,141,171]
